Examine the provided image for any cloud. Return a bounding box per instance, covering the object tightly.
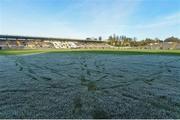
[133,12,180,29]
[75,0,141,34]
[0,0,141,38]
[107,11,180,40]
[49,0,141,37]
[1,0,179,39]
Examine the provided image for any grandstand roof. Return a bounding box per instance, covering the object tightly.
[0,35,103,42]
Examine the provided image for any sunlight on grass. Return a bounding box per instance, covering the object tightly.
[0,49,180,55]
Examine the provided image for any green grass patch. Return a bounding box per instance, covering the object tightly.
[0,49,180,55]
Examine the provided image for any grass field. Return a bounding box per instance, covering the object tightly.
[0,49,180,55]
[0,52,180,118]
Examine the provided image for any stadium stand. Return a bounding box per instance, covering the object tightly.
[0,35,111,49]
[1,35,179,50]
[175,43,180,49]
[145,42,180,50]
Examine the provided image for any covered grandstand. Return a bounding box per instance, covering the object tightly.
[0,35,111,49]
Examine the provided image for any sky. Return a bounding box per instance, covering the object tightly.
[0,0,180,40]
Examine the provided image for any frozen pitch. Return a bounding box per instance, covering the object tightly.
[0,52,180,118]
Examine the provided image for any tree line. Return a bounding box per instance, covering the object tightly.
[106,34,180,47]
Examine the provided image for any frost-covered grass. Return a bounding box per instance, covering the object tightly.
[0,53,180,118]
[0,49,180,55]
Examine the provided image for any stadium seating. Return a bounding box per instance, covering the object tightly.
[0,40,111,49]
[145,42,180,50]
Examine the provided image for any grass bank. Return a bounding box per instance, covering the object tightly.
[0,49,180,55]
